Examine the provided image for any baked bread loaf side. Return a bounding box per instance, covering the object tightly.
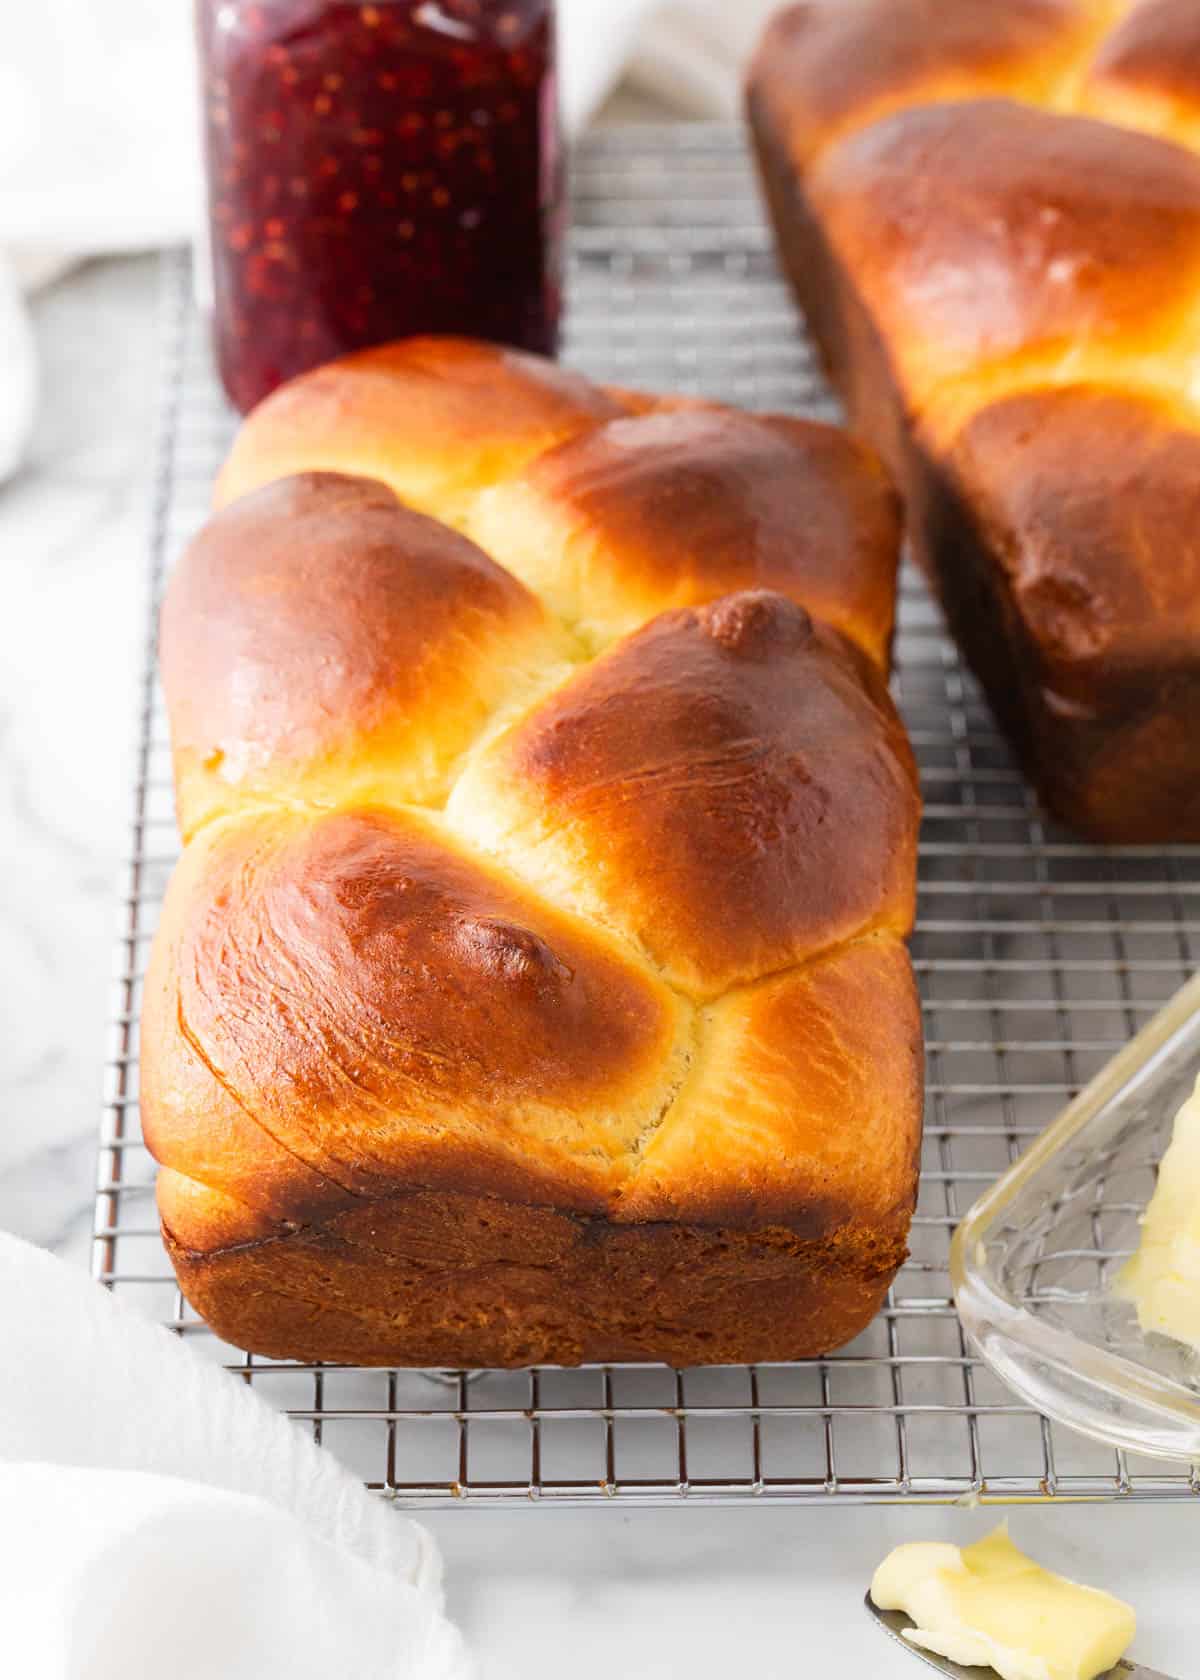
[143,338,922,1368]
[748,0,1200,841]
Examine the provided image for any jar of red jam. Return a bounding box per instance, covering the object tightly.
[196,0,561,413]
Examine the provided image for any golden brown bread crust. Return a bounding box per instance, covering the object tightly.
[919,387,1200,840]
[449,592,917,997]
[145,338,921,1367]
[159,1191,911,1369]
[214,335,625,524]
[751,0,1102,167]
[807,98,1200,424]
[1084,1,1200,150]
[161,473,571,839]
[143,804,690,1222]
[748,4,1200,840]
[152,934,920,1239]
[620,937,922,1232]
[466,405,901,663]
[155,936,921,1366]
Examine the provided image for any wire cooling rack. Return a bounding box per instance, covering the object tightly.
[94,124,1200,1505]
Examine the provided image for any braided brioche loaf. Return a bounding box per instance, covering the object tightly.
[142,338,922,1368]
[748,0,1200,842]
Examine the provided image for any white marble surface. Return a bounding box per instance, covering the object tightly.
[0,255,155,1263]
[2,255,1198,1680]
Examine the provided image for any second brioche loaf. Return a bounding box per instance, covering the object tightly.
[748,0,1200,841]
[142,338,922,1368]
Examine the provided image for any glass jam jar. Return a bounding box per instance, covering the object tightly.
[196,0,561,413]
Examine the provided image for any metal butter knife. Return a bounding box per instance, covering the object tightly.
[865,1594,1175,1680]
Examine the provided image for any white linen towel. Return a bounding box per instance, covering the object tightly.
[0,0,785,480]
[0,1230,472,1680]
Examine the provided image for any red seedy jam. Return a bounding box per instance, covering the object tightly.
[197,0,561,412]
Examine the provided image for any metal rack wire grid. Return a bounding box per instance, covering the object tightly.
[93,125,1200,1505]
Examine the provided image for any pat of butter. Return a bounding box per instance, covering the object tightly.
[870,1524,1135,1680]
[1118,1075,1200,1353]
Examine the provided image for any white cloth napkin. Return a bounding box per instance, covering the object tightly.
[0,0,783,481]
[627,2,781,120]
[0,1231,471,1680]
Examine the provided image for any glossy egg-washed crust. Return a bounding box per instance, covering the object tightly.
[145,338,921,1367]
[748,0,1200,841]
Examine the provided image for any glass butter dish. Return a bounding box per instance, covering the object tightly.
[952,972,1200,1464]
